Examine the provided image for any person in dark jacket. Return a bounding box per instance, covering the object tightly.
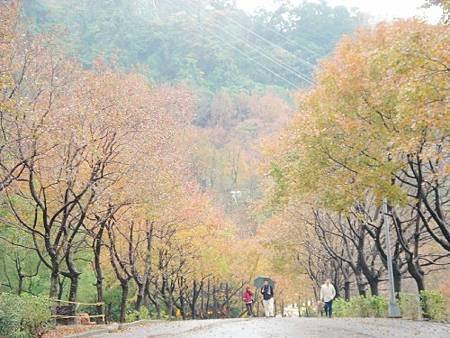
[242,286,254,317]
[261,280,274,317]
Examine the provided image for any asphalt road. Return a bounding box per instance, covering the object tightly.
[92,317,450,338]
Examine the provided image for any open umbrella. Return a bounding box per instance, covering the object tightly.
[253,276,274,288]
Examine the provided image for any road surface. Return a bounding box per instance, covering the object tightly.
[92,317,450,338]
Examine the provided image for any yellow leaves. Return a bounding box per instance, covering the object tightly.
[267,19,450,215]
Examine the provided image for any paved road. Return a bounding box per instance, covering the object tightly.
[92,317,450,338]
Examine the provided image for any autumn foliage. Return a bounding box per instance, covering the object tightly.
[266,19,450,305]
[0,1,280,324]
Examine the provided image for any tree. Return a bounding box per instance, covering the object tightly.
[267,20,449,303]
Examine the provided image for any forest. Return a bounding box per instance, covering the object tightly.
[0,0,449,337]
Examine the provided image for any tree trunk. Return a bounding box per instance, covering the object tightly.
[146,287,161,319]
[212,285,218,318]
[205,279,210,319]
[49,269,59,299]
[135,283,145,312]
[191,280,197,320]
[68,274,79,303]
[168,290,174,319]
[355,272,366,297]
[65,273,78,325]
[200,283,205,319]
[95,279,104,323]
[179,279,187,320]
[17,275,24,296]
[119,282,129,323]
[135,222,153,313]
[344,281,351,301]
[367,278,379,296]
[357,224,379,297]
[191,280,202,319]
[93,223,105,323]
[57,276,65,301]
[225,283,230,318]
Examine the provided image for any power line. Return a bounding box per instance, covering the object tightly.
[200,23,301,88]
[205,20,314,85]
[210,8,319,70]
[164,0,312,88]
[256,22,324,58]
[178,0,314,85]
[182,0,318,71]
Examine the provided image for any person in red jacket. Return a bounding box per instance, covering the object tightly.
[243,286,255,317]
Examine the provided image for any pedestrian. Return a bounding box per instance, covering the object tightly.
[261,279,274,317]
[243,286,254,317]
[320,279,336,318]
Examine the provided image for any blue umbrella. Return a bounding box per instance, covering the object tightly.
[254,276,274,288]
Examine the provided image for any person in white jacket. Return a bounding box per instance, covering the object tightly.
[320,279,336,318]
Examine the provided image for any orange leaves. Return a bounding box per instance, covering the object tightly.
[271,20,450,209]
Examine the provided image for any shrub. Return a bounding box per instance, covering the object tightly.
[0,292,52,338]
[421,290,447,322]
[336,292,448,322]
[125,307,150,322]
[334,296,387,318]
[333,298,352,317]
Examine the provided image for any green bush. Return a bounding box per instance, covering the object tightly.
[0,292,52,338]
[336,292,448,322]
[334,296,387,318]
[125,307,150,322]
[420,290,448,321]
[333,298,352,317]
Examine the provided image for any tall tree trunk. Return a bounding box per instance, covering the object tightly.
[344,281,351,301]
[135,222,154,313]
[367,278,379,296]
[93,231,105,323]
[49,268,59,299]
[191,280,203,319]
[66,273,79,325]
[145,284,161,319]
[355,271,366,297]
[57,276,65,301]
[120,282,129,324]
[357,224,379,296]
[68,274,79,303]
[135,282,145,313]
[225,283,230,318]
[212,284,218,318]
[134,284,144,312]
[205,279,210,319]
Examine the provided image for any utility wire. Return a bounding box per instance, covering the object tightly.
[175,9,300,88]
[210,7,318,70]
[256,22,324,58]
[201,23,301,88]
[183,0,318,71]
[175,0,314,85]
[164,0,312,88]
[205,20,314,85]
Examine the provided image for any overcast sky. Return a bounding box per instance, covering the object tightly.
[235,0,442,22]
